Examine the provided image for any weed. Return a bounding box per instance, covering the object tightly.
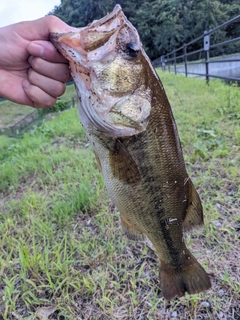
[37,99,70,117]
[0,73,239,319]
[0,100,32,128]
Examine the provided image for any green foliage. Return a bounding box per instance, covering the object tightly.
[50,0,117,27]
[0,107,89,191]
[37,99,69,117]
[0,99,33,128]
[1,72,240,318]
[0,135,17,157]
[49,0,240,59]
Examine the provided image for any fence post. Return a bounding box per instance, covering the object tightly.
[174,51,177,74]
[204,31,210,83]
[167,54,170,72]
[183,44,187,77]
[161,56,165,71]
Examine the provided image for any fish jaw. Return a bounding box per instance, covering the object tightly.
[50,5,151,138]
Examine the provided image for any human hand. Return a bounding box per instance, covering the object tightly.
[0,16,76,108]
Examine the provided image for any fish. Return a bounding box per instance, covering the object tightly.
[50,4,211,300]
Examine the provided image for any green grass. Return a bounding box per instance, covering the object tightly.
[0,72,239,319]
[0,100,33,128]
[0,135,18,154]
[0,83,78,132]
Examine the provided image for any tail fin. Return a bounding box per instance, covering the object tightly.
[159,250,211,300]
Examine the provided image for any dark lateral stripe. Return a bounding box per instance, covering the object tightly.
[158,213,181,267]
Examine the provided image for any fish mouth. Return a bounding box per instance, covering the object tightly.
[50,5,151,138]
[90,4,122,28]
[50,4,124,55]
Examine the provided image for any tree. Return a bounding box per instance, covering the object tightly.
[49,0,240,59]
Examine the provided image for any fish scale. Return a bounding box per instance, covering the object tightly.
[50,4,211,300]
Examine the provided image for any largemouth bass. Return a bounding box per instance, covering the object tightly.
[50,4,211,300]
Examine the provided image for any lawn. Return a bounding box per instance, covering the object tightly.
[0,84,77,132]
[0,100,33,129]
[0,72,239,319]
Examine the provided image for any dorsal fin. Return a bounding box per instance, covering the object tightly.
[109,139,141,184]
[182,178,204,232]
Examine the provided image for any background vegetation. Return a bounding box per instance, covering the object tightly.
[50,0,240,59]
[0,72,239,319]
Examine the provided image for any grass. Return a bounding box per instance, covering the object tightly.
[0,83,78,133]
[0,74,240,319]
[0,100,33,128]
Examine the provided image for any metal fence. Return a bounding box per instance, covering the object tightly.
[0,111,39,136]
[0,98,75,136]
[154,15,240,83]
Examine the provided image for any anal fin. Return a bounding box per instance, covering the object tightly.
[182,178,204,232]
[120,213,146,241]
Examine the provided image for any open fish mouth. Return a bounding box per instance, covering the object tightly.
[50,5,152,137]
[51,5,124,54]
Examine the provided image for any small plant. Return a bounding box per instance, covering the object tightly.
[193,127,228,159]
[37,99,69,117]
[0,72,239,319]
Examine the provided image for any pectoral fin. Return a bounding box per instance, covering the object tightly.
[109,139,141,184]
[120,213,146,241]
[182,178,204,232]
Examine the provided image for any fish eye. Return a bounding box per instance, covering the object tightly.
[126,42,140,58]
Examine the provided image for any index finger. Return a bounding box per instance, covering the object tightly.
[13,15,77,41]
[28,40,68,63]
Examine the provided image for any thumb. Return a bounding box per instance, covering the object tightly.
[13,15,78,41]
[43,15,79,34]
